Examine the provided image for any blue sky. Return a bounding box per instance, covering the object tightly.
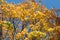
[6,0,60,9]
[6,0,60,17]
[42,0,60,9]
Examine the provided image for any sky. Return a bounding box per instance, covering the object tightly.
[6,0,60,17]
[6,0,60,9]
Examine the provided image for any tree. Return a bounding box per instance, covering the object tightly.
[0,0,60,40]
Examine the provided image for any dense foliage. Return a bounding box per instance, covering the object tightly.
[0,0,60,40]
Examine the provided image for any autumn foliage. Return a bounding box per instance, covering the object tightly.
[0,0,60,40]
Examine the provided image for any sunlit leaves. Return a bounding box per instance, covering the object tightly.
[16,32,21,40]
[28,31,46,40]
[0,0,60,40]
[0,0,5,2]
[2,20,14,31]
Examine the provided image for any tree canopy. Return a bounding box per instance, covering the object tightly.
[0,0,60,40]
